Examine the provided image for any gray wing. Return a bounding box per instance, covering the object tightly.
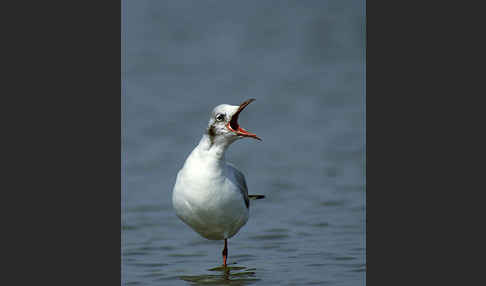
[226,163,250,208]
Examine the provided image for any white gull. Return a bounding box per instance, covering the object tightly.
[172,98,265,266]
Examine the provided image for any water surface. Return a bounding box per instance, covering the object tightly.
[122,1,365,285]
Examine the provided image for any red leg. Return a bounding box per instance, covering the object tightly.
[222,239,228,267]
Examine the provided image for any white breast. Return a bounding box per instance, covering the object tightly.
[172,148,249,240]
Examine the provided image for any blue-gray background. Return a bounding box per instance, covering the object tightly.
[122,1,365,285]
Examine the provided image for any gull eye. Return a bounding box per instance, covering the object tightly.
[215,113,225,121]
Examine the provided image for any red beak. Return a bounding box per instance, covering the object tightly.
[226,98,261,141]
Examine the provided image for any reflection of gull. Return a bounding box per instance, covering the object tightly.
[180,265,260,284]
[172,99,265,267]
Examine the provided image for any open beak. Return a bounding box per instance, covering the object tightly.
[226,98,262,141]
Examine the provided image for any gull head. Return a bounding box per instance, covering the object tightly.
[206,98,261,146]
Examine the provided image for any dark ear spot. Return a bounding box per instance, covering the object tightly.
[208,125,216,137]
[207,125,216,145]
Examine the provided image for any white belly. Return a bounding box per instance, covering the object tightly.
[172,169,249,240]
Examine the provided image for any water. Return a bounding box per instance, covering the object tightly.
[122,1,365,285]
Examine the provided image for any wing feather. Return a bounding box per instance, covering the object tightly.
[226,162,249,208]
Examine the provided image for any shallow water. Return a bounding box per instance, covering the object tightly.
[122,1,365,285]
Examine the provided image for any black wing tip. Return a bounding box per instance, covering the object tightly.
[248,195,265,200]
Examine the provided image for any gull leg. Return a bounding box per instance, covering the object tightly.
[222,239,228,267]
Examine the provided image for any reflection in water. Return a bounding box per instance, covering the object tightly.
[179,265,260,285]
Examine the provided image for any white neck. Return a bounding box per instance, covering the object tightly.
[195,134,231,162]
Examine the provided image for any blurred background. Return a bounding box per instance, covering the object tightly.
[122,0,365,285]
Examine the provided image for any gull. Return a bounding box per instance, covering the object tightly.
[172,98,265,267]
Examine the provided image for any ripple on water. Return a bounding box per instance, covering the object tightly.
[136,245,176,252]
[140,270,166,280]
[187,239,221,246]
[231,253,256,262]
[311,222,330,228]
[270,180,296,191]
[258,243,282,250]
[334,256,356,261]
[122,225,138,231]
[123,251,149,257]
[132,262,169,268]
[306,281,333,285]
[275,247,298,253]
[320,200,346,207]
[167,252,207,258]
[351,205,365,212]
[348,263,366,272]
[264,228,289,233]
[350,267,366,272]
[249,233,289,240]
[297,231,312,237]
[126,205,166,213]
[305,263,326,267]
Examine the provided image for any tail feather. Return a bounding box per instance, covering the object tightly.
[248,195,265,200]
